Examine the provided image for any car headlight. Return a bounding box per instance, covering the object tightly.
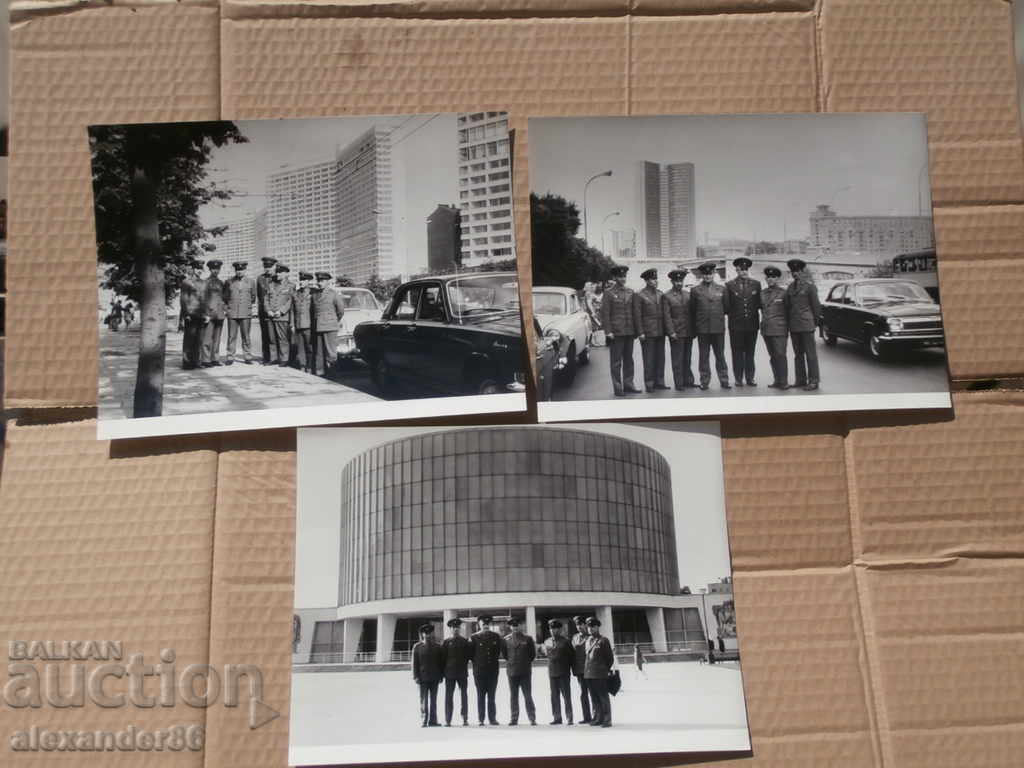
[886,317,903,331]
[543,327,562,342]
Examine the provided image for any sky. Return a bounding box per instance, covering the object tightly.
[295,422,729,609]
[197,114,459,269]
[528,113,932,245]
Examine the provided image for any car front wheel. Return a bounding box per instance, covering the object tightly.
[578,345,590,365]
[369,356,400,397]
[825,333,838,346]
[476,378,501,395]
[868,332,889,361]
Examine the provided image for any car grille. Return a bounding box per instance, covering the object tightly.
[893,317,943,337]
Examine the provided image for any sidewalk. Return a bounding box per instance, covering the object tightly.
[98,325,382,421]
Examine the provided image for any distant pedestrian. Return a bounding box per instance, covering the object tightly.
[633,644,647,679]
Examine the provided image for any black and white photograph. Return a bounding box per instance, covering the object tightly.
[291,423,749,766]
[90,112,526,439]
[529,113,952,421]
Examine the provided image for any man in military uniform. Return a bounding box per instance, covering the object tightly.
[544,619,574,725]
[468,615,502,726]
[584,617,615,728]
[502,617,537,726]
[411,623,444,728]
[224,261,257,365]
[786,259,822,390]
[599,265,642,397]
[690,262,731,390]
[291,271,314,372]
[662,269,695,390]
[442,617,471,727]
[760,266,790,388]
[200,259,227,367]
[635,268,668,392]
[311,271,345,378]
[256,256,277,365]
[266,264,294,366]
[724,256,762,386]
[570,615,593,724]
[179,258,204,370]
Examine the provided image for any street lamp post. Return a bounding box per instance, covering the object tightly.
[698,588,709,652]
[917,161,929,216]
[583,170,613,245]
[601,210,621,255]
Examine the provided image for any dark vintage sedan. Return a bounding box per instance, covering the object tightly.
[821,278,946,361]
[354,272,528,397]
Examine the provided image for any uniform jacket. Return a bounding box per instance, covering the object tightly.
[256,273,275,318]
[634,286,665,336]
[583,634,615,680]
[291,287,313,331]
[570,632,589,677]
[724,277,762,332]
[544,635,574,678]
[266,279,294,318]
[179,276,203,318]
[311,287,346,333]
[469,629,503,677]
[690,282,727,335]
[442,634,471,679]
[502,632,536,677]
[412,639,445,684]
[599,285,640,336]
[760,285,789,336]
[786,277,822,333]
[225,275,257,320]
[201,277,227,320]
[661,287,694,338]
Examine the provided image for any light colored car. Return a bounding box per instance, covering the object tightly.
[532,286,591,385]
[336,287,384,359]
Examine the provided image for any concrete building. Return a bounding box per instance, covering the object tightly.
[426,204,461,273]
[809,204,934,258]
[457,112,514,267]
[267,159,338,277]
[607,228,636,261]
[295,428,724,665]
[636,161,696,263]
[208,210,268,273]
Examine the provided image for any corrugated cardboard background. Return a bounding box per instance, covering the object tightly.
[3,1,1024,767]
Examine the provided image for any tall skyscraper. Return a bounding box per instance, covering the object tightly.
[635,161,696,262]
[208,209,268,273]
[457,112,514,266]
[335,126,396,284]
[266,159,338,276]
[426,204,461,273]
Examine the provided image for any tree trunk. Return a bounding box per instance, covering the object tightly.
[128,133,166,419]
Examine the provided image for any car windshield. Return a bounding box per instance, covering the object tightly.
[857,282,933,304]
[339,290,380,310]
[447,274,520,318]
[533,292,568,315]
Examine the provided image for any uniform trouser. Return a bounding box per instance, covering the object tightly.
[418,681,440,725]
[790,330,820,385]
[729,329,758,384]
[258,316,271,363]
[607,335,636,393]
[507,673,536,723]
[226,317,252,360]
[444,676,468,724]
[201,319,224,364]
[313,331,338,376]
[293,328,312,371]
[549,675,573,723]
[587,677,612,725]
[762,333,789,385]
[640,335,666,389]
[182,316,204,368]
[697,333,730,386]
[269,320,290,364]
[573,674,593,722]
[669,336,695,387]
[474,670,498,723]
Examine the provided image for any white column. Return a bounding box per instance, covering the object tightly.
[342,618,362,663]
[375,614,397,663]
[525,605,538,641]
[443,609,457,637]
[598,606,615,648]
[645,607,667,653]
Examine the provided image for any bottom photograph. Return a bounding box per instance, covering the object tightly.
[291,422,750,766]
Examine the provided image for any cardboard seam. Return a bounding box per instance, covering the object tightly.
[812,0,825,113]
[10,0,218,24]
[850,564,892,768]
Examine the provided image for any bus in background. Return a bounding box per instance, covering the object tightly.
[892,248,939,302]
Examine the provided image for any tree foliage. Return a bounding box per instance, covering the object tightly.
[530,193,616,289]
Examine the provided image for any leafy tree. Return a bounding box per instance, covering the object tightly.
[363,273,403,303]
[530,193,615,289]
[89,122,247,418]
[334,276,355,288]
[745,240,779,256]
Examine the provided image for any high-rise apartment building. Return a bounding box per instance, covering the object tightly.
[635,161,696,262]
[208,210,268,273]
[426,204,461,273]
[266,159,338,276]
[335,127,396,284]
[607,228,636,261]
[808,204,934,257]
[457,112,514,266]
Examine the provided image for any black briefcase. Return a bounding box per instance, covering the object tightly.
[608,669,622,696]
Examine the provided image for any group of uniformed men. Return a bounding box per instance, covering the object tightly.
[599,257,822,396]
[411,614,616,729]
[177,256,347,376]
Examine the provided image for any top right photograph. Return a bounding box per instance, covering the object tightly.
[528,113,951,422]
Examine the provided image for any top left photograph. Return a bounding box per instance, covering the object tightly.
[89,113,527,439]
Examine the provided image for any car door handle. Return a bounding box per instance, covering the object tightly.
[405,326,417,333]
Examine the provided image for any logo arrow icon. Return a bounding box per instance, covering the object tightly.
[249,698,281,730]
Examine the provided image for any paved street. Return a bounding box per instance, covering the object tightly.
[290,661,749,765]
[98,325,383,421]
[556,333,949,401]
